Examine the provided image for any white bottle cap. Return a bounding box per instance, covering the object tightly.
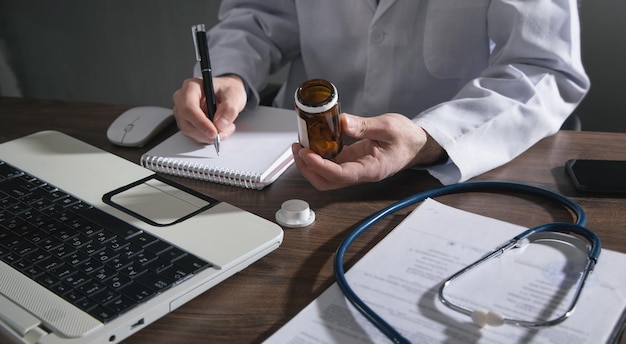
[294,82,338,113]
[275,199,316,228]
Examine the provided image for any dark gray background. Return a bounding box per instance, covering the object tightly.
[0,0,623,132]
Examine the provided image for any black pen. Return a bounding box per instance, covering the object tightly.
[192,24,220,156]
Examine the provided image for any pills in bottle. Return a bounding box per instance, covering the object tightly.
[294,79,343,159]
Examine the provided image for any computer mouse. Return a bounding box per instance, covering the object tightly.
[107,106,175,147]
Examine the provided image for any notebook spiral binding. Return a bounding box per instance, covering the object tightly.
[141,155,263,189]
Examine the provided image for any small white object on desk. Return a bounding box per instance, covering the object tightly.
[107,106,174,147]
[275,199,315,228]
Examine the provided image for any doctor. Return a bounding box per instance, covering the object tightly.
[172,0,589,190]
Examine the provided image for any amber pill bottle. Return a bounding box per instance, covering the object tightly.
[294,79,343,159]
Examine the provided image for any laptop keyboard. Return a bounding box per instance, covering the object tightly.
[0,160,213,323]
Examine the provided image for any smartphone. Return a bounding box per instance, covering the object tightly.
[566,159,626,194]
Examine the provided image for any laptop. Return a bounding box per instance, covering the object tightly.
[0,131,284,343]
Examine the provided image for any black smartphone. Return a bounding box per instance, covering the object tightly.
[566,159,626,194]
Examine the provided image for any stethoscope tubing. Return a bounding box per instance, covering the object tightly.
[333,181,595,344]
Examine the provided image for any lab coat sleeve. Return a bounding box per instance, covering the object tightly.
[414,0,590,185]
[204,0,300,107]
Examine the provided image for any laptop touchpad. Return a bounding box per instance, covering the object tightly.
[103,175,217,226]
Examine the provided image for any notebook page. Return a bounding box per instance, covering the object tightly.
[142,106,297,186]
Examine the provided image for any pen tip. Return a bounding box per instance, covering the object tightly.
[214,134,221,156]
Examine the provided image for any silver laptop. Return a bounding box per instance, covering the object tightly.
[0,131,283,343]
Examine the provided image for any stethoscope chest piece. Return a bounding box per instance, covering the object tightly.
[437,223,600,328]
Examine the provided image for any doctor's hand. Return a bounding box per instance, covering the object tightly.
[172,75,247,144]
[292,113,446,191]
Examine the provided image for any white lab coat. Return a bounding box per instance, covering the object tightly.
[205,0,589,185]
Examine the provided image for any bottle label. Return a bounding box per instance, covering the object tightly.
[297,116,310,149]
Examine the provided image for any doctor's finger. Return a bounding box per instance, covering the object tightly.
[212,75,248,133]
[341,113,399,143]
[172,78,218,143]
[213,101,241,136]
[175,116,214,144]
[173,98,217,143]
[293,144,378,190]
[292,144,346,190]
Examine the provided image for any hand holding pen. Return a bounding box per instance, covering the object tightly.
[192,24,220,156]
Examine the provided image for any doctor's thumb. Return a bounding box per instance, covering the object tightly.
[341,113,370,139]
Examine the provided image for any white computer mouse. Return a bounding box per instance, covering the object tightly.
[107,106,175,147]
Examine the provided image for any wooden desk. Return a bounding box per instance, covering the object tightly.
[1,97,625,343]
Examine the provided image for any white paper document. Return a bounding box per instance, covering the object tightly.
[265,198,626,343]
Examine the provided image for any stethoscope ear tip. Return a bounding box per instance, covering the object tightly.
[472,310,504,328]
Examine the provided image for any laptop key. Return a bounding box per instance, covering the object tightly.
[159,265,191,284]
[76,297,98,312]
[0,161,23,180]
[138,270,173,291]
[78,281,106,298]
[105,295,136,314]
[91,288,118,305]
[64,251,90,266]
[145,257,172,273]
[160,246,187,262]
[36,273,60,289]
[23,265,45,278]
[144,239,172,255]
[129,232,159,248]
[79,207,140,239]
[175,254,213,273]
[49,263,75,280]
[106,274,132,290]
[89,306,117,322]
[120,281,156,302]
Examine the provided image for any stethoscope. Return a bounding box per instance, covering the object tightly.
[333,181,601,344]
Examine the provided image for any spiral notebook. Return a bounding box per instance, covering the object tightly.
[141,106,297,189]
